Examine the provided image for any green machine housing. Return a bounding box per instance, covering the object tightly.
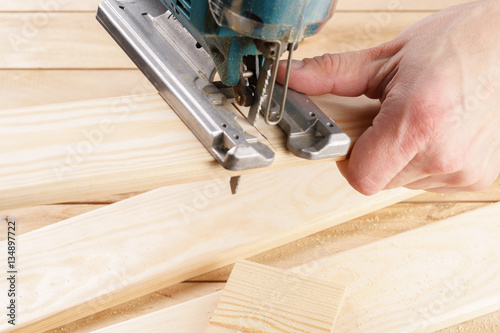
[160,0,337,86]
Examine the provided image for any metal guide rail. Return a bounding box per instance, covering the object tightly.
[97,0,350,170]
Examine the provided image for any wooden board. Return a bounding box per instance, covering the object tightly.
[0,13,134,69]
[0,12,431,69]
[407,176,500,202]
[0,70,155,110]
[336,0,470,11]
[38,202,499,332]
[0,0,102,12]
[0,204,105,240]
[3,1,497,331]
[93,292,223,333]
[207,260,345,333]
[0,9,432,111]
[0,0,469,12]
[0,8,431,211]
[0,163,417,332]
[0,93,381,210]
[94,203,500,333]
[294,202,500,332]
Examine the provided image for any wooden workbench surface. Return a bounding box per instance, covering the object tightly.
[1,0,499,331]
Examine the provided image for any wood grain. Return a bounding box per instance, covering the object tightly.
[0,10,431,112]
[0,70,155,110]
[0,204,104,240]
[293,203,500,333]
[407,176,500,202]
[0,164,417,332]
[94,292,222,333]
[0,12,431,69]
[0,0,102,12]
[0,93,381,210]
[93,203,500,333]
[60,282,226,333]
[3,1,496,332]
[207,260,344,333]
[335,0,470,11]
[0,13,134,69]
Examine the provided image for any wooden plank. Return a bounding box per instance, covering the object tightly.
[293,203,500,332]
[0,163,418,332]
[0,10,429,110]
[407,176,500,202]
[0,70,155,110]
[0,7,428,106]
[0,0,102,12]
[0,0,468,13]
[94,292,223,333]
[57,201,491,331]
[438,310,500,332]
[299,11,428,56]
[0,12,430,69]
[336,0,470,11]
[0,93,380,210]
[189,202,488,283]
[56,282,226,333]
[96,203,500,333]
[7,202,492,332]
[207,260,345,333]
[0,13,134,69]
[0,204,105,240]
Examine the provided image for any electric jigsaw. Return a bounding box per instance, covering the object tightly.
[97,0,350,170]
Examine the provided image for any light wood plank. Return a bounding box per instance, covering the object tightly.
[0,163,417,332]
[94,292,223,333]
[7,203,490,332]
[0,204,105,240]
[0,0,468,13]
[188,201,488,283]
[0,70,155,110]
[96,203,500,333]
[0,93,380,210]
[299,11,429,56]
[0,12,431,69]
[292,203,500,333]
[207,260,345,333]
[0,13,134,69]
[56,282,226,333]
[0,11,431,112]
[407,176,500,202]
[438,310,500,332]
[0,0,102,12]
[335,0,470,11]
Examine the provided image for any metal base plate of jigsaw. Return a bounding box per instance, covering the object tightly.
[97,0,351,171]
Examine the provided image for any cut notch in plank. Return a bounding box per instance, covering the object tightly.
[207,260,345,333]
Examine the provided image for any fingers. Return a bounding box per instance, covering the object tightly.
[277,47,394,97]
[337,89,426,195]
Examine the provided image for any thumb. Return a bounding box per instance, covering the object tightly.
[277,48,390,97]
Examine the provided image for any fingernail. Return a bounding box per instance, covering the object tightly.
[291,60,305,69]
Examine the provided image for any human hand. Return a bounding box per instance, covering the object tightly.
[278,0,500,195]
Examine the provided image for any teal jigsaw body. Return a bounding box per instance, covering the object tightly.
[160,0,336,86]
